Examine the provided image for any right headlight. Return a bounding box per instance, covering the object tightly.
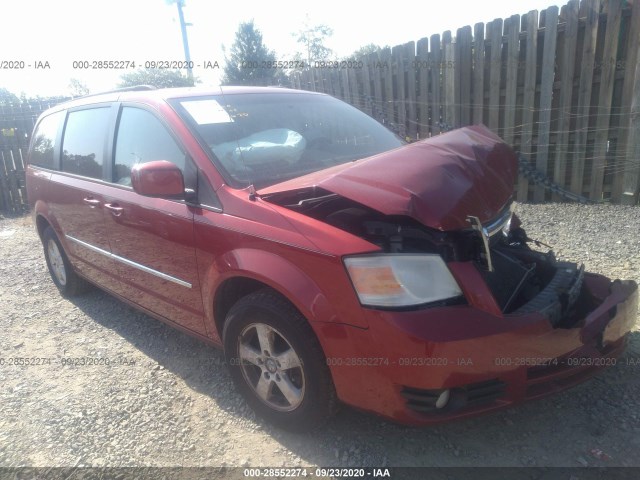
[343,254,463,308]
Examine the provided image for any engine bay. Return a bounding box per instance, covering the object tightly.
[263,187,586,326]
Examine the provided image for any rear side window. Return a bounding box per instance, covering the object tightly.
[30,111,64,169]
[61,108,110,180]
[113,107,185,186]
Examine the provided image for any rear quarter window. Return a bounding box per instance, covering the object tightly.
[61,107,111,179]
[29,111,64,169]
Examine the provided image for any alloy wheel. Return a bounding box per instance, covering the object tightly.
[237,323,305,412]
[47,238,67,286]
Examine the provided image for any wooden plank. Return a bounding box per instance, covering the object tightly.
[0,151,17,214]
[623,52,640,204]
[453,30,462,127]
[517,10,539,202]
[430,34,442,135]
[326,69,335,96]
[323,68,332,95]
[0,152,12,214]
[300,69,310,91]
[405,42,418,140]
[313,68,322,92]
[458,26,472,127]
[349,66,358,106]
[382,47,395,130]
[334,68,344,99]
[416,37,430,138]
[7,149,24,210]
[309,68,318,92]
[361,55,373,116]
[473,23,485,125]
[370,51,384,124]
[321,69,332,97]
[503,14,520,145]
[341,67,351,104]
[347,65,360,110]
[534,5,559,202]
[614,0,640,203]
[589,0,622,201]
[291,72,300,89]
[487,18,503,132]
[570,0,600,196]
[16,148,26,198]
[553,0,579,201]
[392,45,407,137]
[442,31,455,130]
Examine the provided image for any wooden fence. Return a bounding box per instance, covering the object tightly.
[0,99,68,215]
[290,0,640,204]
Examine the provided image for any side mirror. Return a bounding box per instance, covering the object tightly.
[131,161,185,198]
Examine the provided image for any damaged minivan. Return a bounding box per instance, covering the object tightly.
[27,86,638,431]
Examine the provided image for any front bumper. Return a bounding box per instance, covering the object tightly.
[315,274,638,425]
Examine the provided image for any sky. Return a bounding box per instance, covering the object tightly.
[1,0,568,98]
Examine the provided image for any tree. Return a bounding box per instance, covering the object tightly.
[294,17,333,66]
[0,88,20,105]
[118,68,195,88]
[68,78,89,97]
[347,44,387,60]
[222,20,279,85]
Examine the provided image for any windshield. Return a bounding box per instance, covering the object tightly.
[171,92,404,189]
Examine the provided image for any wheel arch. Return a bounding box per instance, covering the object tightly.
[206,248,343,343]
[35,213,51,240]
[32,199,59,241]
[213,276,269,341]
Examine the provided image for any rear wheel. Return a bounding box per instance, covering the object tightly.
[223,289,337,431]
[42,226,89,297]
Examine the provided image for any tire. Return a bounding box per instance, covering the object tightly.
[42,226,89,297]
[223,289,338,431]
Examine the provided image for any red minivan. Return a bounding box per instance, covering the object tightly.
[26,86,637,431]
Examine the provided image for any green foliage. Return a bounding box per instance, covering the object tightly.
[222,20,279,85]
[0,88,20,105]
[347,44,387,60]
[118,68,195,88]
[294,18,333,65]
[0,89,68,106]
[68,78,90,97]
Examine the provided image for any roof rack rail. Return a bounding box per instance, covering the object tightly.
[76,85,157,100]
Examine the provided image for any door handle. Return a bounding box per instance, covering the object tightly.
[104,203,124,217]
[83,197,101,208]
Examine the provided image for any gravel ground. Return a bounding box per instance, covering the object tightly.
[0,203,639,469]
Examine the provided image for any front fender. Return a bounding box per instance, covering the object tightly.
[200,248,368,341]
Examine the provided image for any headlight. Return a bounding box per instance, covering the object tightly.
[344,254,463,308]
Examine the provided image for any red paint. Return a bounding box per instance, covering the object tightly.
[131,160,185,197]
[26,87,638,425]
[261,125,517,231]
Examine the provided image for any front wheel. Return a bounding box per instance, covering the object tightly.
[223,289,337,431]
[42,226,89,297]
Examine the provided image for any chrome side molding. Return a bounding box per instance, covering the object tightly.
[66,235,192,288]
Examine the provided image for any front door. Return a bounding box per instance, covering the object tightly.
[101,106,206,335]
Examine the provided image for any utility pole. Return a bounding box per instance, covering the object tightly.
[176,0,194,83]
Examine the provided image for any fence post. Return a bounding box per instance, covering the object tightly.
[553,0,579,201]
[535,6,559,202]
[570,0,600,197]
[589,0,622,201]
[517,10,539,202]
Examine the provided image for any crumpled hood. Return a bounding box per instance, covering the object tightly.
[259,125,518,231]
